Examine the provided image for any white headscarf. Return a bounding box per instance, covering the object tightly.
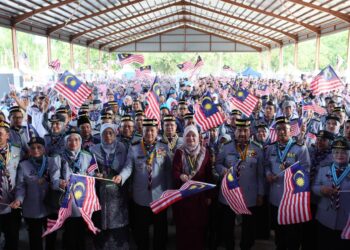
[182,125,200,156]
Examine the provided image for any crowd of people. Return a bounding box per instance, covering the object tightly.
[0,74,349,250]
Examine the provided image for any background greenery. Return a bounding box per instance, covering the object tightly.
[0,26,348,75]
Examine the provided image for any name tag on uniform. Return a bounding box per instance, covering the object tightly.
[137,156,146,159]
[248,150,257,157]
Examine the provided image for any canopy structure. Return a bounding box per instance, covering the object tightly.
[241,67,261,78]
[0,0,349,69]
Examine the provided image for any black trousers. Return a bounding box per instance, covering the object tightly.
[271,205,303,250]
[63,217,87,250]
[0,209,21,250]
[216,203,258,250]
[317,222,350,250]
[25,217,47,250]
[132,202,168,250]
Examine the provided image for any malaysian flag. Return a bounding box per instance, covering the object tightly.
[229,89,258,117]
[190,56,204,78]
[117,53,144,66]
[71,174,101,234]
[341,214,350,239]
[306,132,317,141]
[312,103,326,115]
[221,167,251,215]
[136,65,151,78]
[290,119,301,137]
[42,179,73,237]
[269,125,278,143]
[278,162,312,225]
[87,154,98,176]
[54,71,92,108]
[256,84,270,96]
[223,65,234,73]
[177,61,194,72]
[194,94,225,132]
[310,65,343,95]
[150,180,216,214]
[49,59,61,72]
[145,76,161,124]
[302,100,313,112]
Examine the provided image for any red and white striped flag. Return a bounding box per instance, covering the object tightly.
[54,71,92,108]
[310,65,343,95]
[290,119,300,137]
[135,65,152,78]
[278,162,312,225]
[150,180,216,214]
[341,214,350,239]
[87,154,98,176]
[117,53,144,66]
[221,168,251,215]
[193,95,225,132]
[269,127,278,143]
[42,185,73,237]
[189,56,204,79]
[312,103,326,115]
[229,89,258,117]
[145,76,161,124]
[177,61,194,72]
[223,65,234,73]
[49,59,61,72]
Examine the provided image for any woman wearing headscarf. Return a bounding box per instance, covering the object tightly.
[312,136,350,250]
[44,114,66,157]
[11,137,52,250]
[90,124,129,250]
[50,128,97,250]
[172,125,213,250]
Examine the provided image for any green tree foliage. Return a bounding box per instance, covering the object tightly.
[0,26,349,74]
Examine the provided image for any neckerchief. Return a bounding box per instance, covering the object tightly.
[331,163,350,186]
[236,142,249,161]
[100,145,115,168]
[276,138,294,163]
[141,140,156,166]
[63,150,82,173]
[30,156,48,178]
[163,134,178,152]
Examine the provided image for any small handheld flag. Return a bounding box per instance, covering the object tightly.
[150,180,216,214]
[278,162,312,225]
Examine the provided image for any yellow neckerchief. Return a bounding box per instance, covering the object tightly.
[187,154,199,174]
[163,134,178,151]
[141,140,156,167]
[236,142,249,161]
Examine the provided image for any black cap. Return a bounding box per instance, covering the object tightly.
[275,116,290,125]
[178,100,186,105]
[56,106,69,114]
[121,115,133,122]
[92,100,101,105]
[235,119,251,127]
[333,106,345,113]
[80,104,89,111]
[325,115,340,123]
[77,115,91,127]
[316,130,334,140]
[332,137,350,150]
[230,109,242,116]
[49,114,66,123]
[255,122,268,129]
[163,115,176,122]
[28,137,45,146]
[183,112,194,120]
[135,111,145,117]
[9,106,23,114]
[143,119,158,127]
[65,127,80,136]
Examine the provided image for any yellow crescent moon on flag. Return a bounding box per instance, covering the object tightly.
[293,170,305,187]
[64,75,75,86]
[73,181,85,200]
[189,184,205,190]
[228,173,234,182]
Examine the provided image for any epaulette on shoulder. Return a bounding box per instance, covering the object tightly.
[81,150,92,156]
[296,141,305,146]
[131,140,141,145]
[251,140,263,149]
